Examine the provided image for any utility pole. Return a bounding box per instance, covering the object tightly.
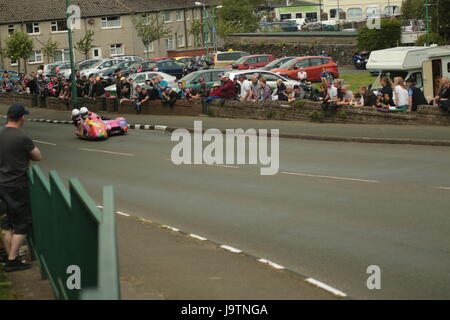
[66,0,78,108]
[337,0,341,31]
[426,0,430,46]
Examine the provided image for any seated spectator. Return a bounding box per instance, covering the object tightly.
[162,87,178,107]
[290,85,304,101]
[433,77,450,112]
[337,85,353,105]
[380,77,395,106]
[154,75,168,99]
[58,85,71,101]
[275,79,289,101]
[205,83,222,103]
[176,82,187,100]
[406,78,427,111]
[259,78,272,101]
[118,77,131,103]
[393,77,409,109]
[351,93,364,107]
[218,73,236,99]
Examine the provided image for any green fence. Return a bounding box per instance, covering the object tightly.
[27,165,121,300]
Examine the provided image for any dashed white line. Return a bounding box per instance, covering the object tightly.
[162,225,180,232]
[220,245,242,254]
[189,234,207,241]
[33,140,56,146]
[281,171,379,183]
[258,259,285,270]
[209,164,240,169]
[438,187,450,190]
[305,278,347,297]
[79,148,134,157]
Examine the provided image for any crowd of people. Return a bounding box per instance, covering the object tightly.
[2,68,450,114]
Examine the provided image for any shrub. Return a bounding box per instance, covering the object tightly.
[310,111,324,122]
[415,33,447,46]
[357,19,402,51]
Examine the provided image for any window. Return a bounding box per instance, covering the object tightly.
[54,49,70,62]
[260,72,280,82]
[306,12,318,22]
[101,16,121,28]
[29,50,43,63]
[280,14,292,20]
[295,13,303,19]
[144,42,154,53]
[26,22,40,34]
[294,59,309,69]
[330,9,344,19]
[309,58,323,67]
[347,8,362,18]
[367,6,380,17]
[51,20,68,32]
[110,43,123,56]
[165,37,174,50]
[385,6,400,16]
[163,12,171,22]
[177,35,185,47]
[176,10,183,21]
[321,58,330,65]
[10,58,18,66]
[8,24,14,34]
[257,56,269,63]
[410,72,423,88]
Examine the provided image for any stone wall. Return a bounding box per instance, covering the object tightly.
[0,93,202,117]
[207,99,450,126]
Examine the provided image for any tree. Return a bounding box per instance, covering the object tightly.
[217,0,259,37]
[132,14,171,59]
[416,32,446,46]
[430,0,450,41]
[357,19,402,51]
[41,38,59,63]
[75,30,95,60]
[190,19,204,47]
[401,0,425,20]
[3,31,34,73]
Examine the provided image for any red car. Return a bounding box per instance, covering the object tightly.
[270,56,339,81]
[149,57,170,61]
[225,54,276,70]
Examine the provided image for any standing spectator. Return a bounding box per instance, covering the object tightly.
[297,68,308,82]
[250,76,261,100]
[259,78,272,101]
[86,76,105,100]
[393,77,409,109]
[237,74,252,101]
[28,73,38,96]
[406,78,427,111]
[0,104,42,272]
[218,73,236,99]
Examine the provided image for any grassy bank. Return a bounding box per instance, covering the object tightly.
[312,72,377,93]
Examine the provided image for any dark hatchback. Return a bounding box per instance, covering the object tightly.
[139,59,184,79]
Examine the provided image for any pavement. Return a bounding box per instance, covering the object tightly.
[7,119,450,300]
[1,104,450,146]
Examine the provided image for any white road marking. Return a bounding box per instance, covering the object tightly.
[79,148,134,157]
[144,125,151,130]
[33,140,56,146]
[162,225,180,232]
[220,245,242,254]
[139,218,152,223]
[438,187,450,190]
[305,278,347,297]
[281,171,379,183]
[96,205,103,209]
[155,125,167,131]
[116,211,130,217]
[258,259,285,270]
[189,234,207,241]
[209,164,240,169]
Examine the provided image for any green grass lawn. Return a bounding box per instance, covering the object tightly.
[312,72,377,93]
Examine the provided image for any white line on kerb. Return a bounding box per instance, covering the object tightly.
[79,148,134,157]
[96,205,103,209]
[258,259,285,270]
[33,140,56,146]
[189,234,207,241]
[220,245,242,253]
[281,171,379,183]
[162,225,180,232]
[305,278,347,297]
[155,125,167,131]
[116,211,130,217]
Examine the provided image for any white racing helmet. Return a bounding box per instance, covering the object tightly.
[80,107,89,118]
[72,109,80,117]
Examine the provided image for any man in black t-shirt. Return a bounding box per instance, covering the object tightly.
[0,104,42,272]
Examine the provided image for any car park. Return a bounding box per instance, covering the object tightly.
[96,60,142,80]
[80,58,125,78]
[227,54,276,70]
[207,51,250,68]
[228,69,300,90]
[270,56,339,81]
[42,62,66,79]
[104,71,177,96]
[112,55,144,62]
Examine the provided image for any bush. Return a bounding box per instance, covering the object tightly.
[357,19,402,51]
[310,111,324,122]
[415,33,447,46]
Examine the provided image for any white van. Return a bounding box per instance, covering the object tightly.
[366,46,450,99]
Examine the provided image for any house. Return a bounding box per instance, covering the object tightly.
[0,0,217,72]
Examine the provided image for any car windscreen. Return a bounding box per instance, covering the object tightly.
[278,58,298,69]
[265,58,293,68]
[233,56,248,65]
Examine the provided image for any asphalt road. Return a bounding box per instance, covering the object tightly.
[23,121,450,299]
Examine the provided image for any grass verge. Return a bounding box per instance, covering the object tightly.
[312,72,377,93]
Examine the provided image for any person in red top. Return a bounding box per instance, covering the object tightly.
[218,73,236,99]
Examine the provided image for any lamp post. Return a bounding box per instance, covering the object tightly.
[65,0,78,108]
[195,2,209,56]
[425,0,430,46]
[212,5,223,52]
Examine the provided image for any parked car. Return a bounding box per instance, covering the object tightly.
[0,70,20,81]
[96,60,142,79]
[104,71,177,96]
[149,57,170,61]
[143,59,184,79]
[228,69,300,90]
[80,58,125,78]
[111,55,144,62]
[260,57,297,70]
[270,56,339,81]
[207,51,250,68]
[226,54,276,70]
[179,69,228,92]
[77,59,103,71]
[42,62,66,79]
[175,56,192,65]
[55,62,72,79]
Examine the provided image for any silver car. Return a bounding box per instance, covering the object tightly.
[227,69,300,90]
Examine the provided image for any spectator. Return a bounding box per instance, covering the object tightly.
[161,87,178,107]
[205,83,222,103]
[86,76,105,100]
[352,93,364,107]
[154,75,168,99]
[259,78,272,101]
[218,73,236,99]
[250,76,261,100]
[406,78,427,112]
[118,77,131,103]
[0,104,42,272]
[290,85,304,101]
[275,79,289,101]
[359,86,377,107]
[325,79,338,100]
[297,68,308,82]
[237,74,251,101]
[380,77,395,106]
[434,77,450,112]
[176,82,186,100]
[337,85,353,105]
[320,68,334,82]
[393,77,409,109]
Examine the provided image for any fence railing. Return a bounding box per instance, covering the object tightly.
[27,165,121,300]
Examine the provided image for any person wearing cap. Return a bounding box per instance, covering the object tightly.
[205,82,222,103]
[219,72,237,99]
[297,68,308,83]
[0,104,42,272]
[406,77,427,112]
[161,86,178,107]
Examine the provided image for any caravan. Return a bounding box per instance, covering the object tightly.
[366,46,450,99]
